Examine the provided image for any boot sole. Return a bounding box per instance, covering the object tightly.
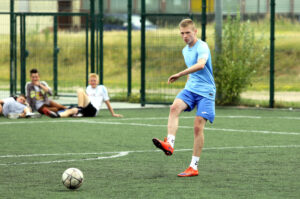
[152,138,173,156]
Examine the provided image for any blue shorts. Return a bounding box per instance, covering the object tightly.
[176,89,215,123]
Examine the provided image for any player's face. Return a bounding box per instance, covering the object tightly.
[17,96,26,104]
[30,73,40,83]
[89,77,98,88]
[180,25,197,46]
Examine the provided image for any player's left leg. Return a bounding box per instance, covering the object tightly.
[48,100,67,112]
[178,116,206,177]
[193,116,206,157]
[59,108,78,118]
[178,95,214,177]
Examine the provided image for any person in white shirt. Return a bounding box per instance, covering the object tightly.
[0,94,40,118]
[76,73,123,118]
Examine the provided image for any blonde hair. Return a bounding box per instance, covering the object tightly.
[179,18,195,30]
[89,73,99,81]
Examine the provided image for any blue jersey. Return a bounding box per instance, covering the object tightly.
[182,40,216,100]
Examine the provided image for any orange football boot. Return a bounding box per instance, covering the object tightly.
[177,167,199,177]
[152,138,174,156]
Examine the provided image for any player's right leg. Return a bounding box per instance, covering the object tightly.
[77,88,90,108]
[47,100,67,112]
[152,98,187,156]
[38,105,59,118]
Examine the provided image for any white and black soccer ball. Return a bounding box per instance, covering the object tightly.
[62,168,84,190]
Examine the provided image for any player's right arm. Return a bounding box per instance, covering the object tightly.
[168,58,206,84]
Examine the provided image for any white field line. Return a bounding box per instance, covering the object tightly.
[0,152,129,166]
[0,119,299,135]
[98,115,300,121]
[99,116,263,121]
[80,120,300,135]
[0,145,300,166]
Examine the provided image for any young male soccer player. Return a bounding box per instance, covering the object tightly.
[26,68,66,117]
[0,94,40,118]
[76,73,123,118]
[152,19,216,177]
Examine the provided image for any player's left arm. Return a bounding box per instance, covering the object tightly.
[101,86,123,118]
[104,100,123,118]
[39,81,53,95]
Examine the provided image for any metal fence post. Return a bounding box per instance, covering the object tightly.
[96,16,99,74]
[215,0,222,54]
[13,14,17,94]
[127,0,132,97]
[140,0,146,106]
[10,0,15,96]
[99,0,104,84]
[201,0,206,41]
[53,15,58,96]
[20,14,26,95]
[90,0,95,73]
[269,0,275,108]
[86,16,89,87]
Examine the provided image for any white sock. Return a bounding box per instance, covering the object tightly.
[167,135,175,148]
[190,156,200,170]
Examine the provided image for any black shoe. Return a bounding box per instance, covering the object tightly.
[49,111,60,118]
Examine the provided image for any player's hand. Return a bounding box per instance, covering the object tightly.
[19,113,26,118]
[112,113,123,118]
[168,73,181,84]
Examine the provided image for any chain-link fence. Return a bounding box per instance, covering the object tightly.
[1,0,299,107]
[142,0,300,108]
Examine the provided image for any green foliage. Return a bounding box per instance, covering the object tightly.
[214,14,267,105]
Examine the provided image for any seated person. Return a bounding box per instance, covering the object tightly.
[0,94,40,119]
[0,95,79,119]
[26,68,66,117]
[76,73,123,118]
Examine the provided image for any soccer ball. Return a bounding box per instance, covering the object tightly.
[62,168,84,190]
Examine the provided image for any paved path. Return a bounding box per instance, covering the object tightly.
[241,91,300,102]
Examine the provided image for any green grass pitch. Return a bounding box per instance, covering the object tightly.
[0,107,299,199]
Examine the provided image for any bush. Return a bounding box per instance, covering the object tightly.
[214,14,267,105]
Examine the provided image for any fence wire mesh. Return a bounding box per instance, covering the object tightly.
[0,0,300,107]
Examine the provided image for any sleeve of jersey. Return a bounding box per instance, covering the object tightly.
[102,86,110,101]
[25,82,29,95]
[41,81,53,95]
[2,97,13,104]
[197,43,209,63]
[2,102,10,116]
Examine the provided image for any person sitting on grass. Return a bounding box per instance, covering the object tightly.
[26,68,66,118]
[0,94,40,119]
[76,73,123,118]
[0,94,78,119]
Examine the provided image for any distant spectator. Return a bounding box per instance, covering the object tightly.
[25,68,66,117]
[0,94,40,119]
[76,73,123,118]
